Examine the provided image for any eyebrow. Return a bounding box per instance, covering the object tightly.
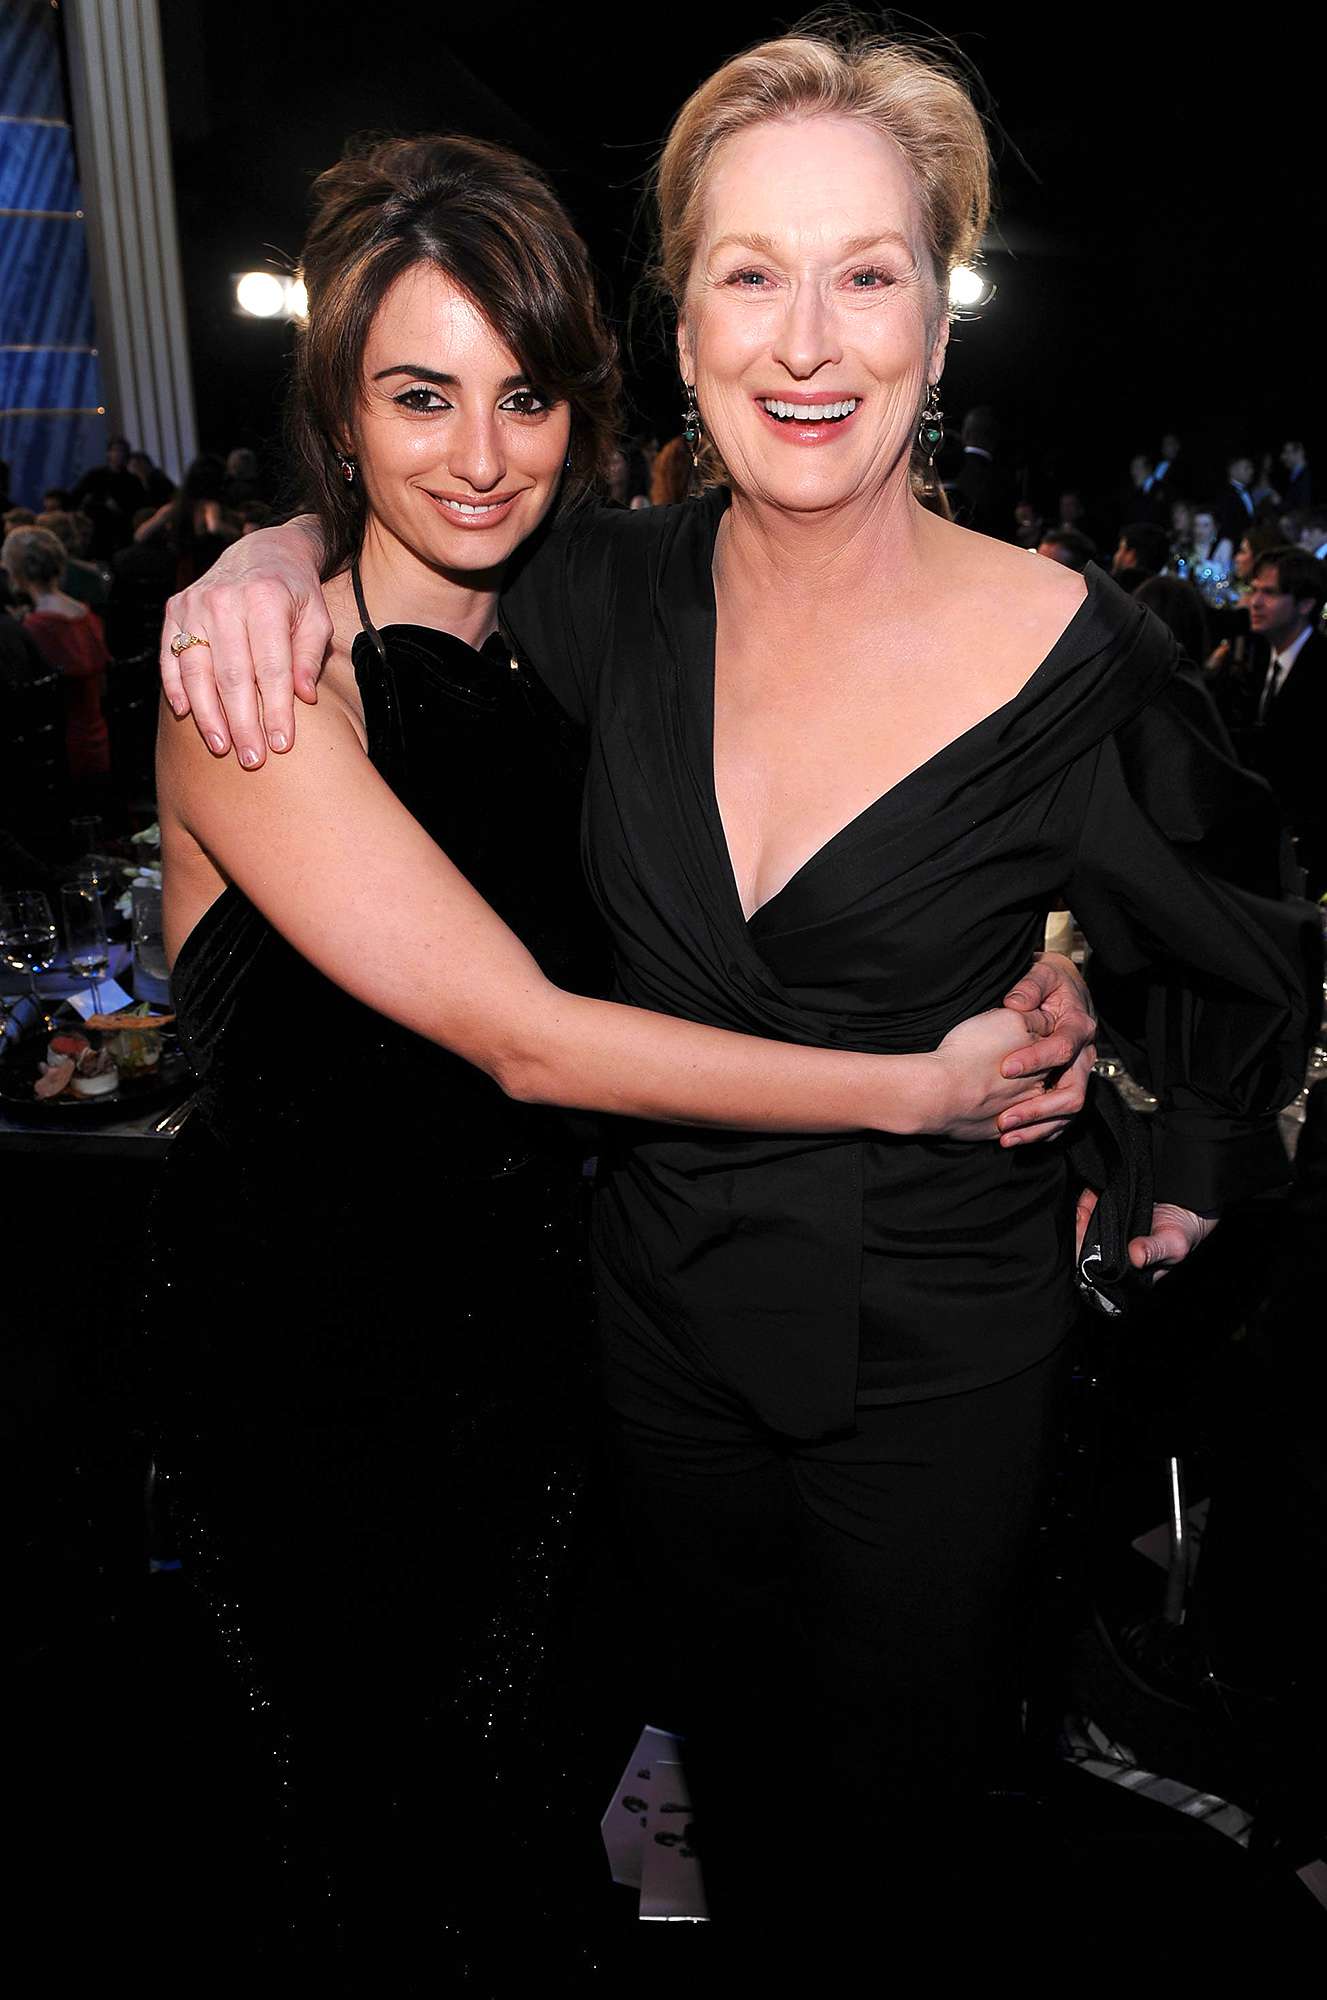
[707,229,916,262]
[371,364,529,390]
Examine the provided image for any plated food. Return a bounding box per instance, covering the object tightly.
[0,1001,183,1120]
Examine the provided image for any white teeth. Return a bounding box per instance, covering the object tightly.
[762,398,858,422]
[438,497,503,514]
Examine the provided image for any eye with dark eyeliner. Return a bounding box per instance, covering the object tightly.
[501,389,553,417]
[388,384,553,416]
[391,385,449,414]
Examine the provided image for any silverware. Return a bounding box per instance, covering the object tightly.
[149,1096,195,1139]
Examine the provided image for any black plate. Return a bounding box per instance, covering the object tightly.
[0,1014,189,1125]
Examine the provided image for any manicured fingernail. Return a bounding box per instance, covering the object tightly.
[239,746,261,768]
[269,730,289,752]
[207,732,227,754]
[169,697,187,718]
[1004,1062,1023,1077]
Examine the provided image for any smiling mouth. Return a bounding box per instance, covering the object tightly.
[422,489,522,524]
[759,397,860,424]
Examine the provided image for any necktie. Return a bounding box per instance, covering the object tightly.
[1259,654,1284,723]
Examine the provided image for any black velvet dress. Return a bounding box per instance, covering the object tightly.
[152,617,605,1974]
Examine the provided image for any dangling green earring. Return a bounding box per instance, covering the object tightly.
[682,383,702,463]
[917,382,944,462]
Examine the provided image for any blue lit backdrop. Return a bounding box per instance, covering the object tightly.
[0,0,107,507]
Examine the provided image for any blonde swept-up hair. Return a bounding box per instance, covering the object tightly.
[650,19,993,486]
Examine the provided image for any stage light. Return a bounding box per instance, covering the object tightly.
[286,278,308,320]
[236,271,286,318]
[948,265,990,309]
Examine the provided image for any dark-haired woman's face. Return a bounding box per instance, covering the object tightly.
[354,264,571,574]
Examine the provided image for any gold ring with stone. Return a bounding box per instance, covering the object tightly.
[170,631,211,657]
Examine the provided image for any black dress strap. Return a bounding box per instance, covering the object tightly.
[351,559,387,663]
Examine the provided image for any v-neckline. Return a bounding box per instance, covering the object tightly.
[696,497,1102,928]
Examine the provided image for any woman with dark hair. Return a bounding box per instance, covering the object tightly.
[169,25,1314,1945]
[134,452,238,586]
[1134,571,1210,666]
[153,130,1089,1971]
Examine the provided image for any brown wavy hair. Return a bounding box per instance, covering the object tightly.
[288,133,620,578]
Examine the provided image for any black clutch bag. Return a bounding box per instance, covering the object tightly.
[1065,1072,1155,1316]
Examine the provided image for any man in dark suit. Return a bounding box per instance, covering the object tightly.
[1242,545,1327,895]
[1217,453,1259,547]
[951,406,1016,540]
[1111,521,1170,592]
[1116,451,1169,531]
[1152,430,1186,506]
[1279,441,1312,517]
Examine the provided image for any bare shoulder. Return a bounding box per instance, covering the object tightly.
[925,512,1088,658]
[157,673,366,817]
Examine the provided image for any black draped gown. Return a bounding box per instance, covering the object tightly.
[500,489,1319,1916]
[152,620,605,1971]
[502,487,1317,1440]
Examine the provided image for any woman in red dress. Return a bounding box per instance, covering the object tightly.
[3,523,110,785]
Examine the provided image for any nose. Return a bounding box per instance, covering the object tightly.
[770,278,842,381]
[447,407,507,493]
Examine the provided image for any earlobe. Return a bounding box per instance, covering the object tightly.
[676,316,695,388]
[930,312,951,382]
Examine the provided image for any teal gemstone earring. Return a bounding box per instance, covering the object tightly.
[682,383,702,463]
[917,382,944,461]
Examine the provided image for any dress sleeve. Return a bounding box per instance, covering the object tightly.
[498,503,627,727]
[1068,658,1322,1211]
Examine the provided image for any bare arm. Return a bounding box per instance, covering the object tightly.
[135,500,175,544]
[158,517,1099,1139]
[158,692,1073,1140]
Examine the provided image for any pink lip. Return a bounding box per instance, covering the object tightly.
[753,395,862,445]
[421,488,524,526]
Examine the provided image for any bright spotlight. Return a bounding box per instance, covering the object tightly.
[948,265,988,309]
[236,271,286,318]
[286,278,308,320]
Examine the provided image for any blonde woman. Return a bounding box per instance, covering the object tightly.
[161,27,1313,1934]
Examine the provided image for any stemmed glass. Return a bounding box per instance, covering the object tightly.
[0,891,60,1027]
[61,881,110,1015]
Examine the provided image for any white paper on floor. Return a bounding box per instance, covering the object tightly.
[602,1724,709,1921]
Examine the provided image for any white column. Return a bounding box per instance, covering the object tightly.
[62,0,196,479]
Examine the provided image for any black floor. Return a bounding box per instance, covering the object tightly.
[7,1148,1326,1984]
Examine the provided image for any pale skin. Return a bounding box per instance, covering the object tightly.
[158,263,1085,1146]
[159,124,1212,1269]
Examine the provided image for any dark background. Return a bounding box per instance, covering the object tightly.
[157,2,1319,504]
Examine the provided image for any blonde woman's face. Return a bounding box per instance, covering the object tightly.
[679,115,946,517]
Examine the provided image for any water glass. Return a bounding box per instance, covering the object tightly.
[62,881,110,1013]
[132,883,170,1003]
[0,890,60,1023]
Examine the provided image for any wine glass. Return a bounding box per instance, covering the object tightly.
[61,882,110,1015]
[0,891,60,1026]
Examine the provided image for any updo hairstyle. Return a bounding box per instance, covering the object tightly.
[289,133,620,578]
[653,22,993,485]
[656,25,992,308]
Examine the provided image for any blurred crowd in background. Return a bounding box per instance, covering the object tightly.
[3,414,1323,893]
